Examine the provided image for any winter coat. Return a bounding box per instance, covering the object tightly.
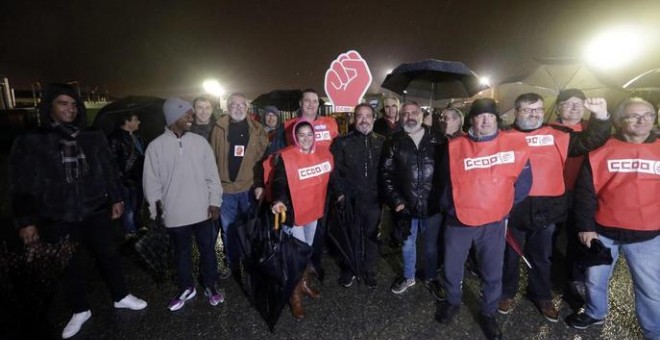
[10,127,123,228]
[379,126,444,218]
[330,130,385,209]
[107,129,145,186]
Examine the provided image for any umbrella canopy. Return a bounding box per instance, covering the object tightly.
[93,96,166,143]
[327,198,361,278]
[252,90,325,112]
[381,59,487,105]
[623,68,660,91]
[495,57,627,121]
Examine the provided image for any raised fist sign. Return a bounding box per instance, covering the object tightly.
[324,50,372,112]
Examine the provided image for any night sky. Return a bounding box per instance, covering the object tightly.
[1,0,658,99]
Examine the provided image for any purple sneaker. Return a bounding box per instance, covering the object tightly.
[205,286,225,306]
[168,287,196,311]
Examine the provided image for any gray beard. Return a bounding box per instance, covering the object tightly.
[516,118,542,130]
[403,121,422,133]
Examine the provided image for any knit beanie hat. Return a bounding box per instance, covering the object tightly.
[163,97,192,126]
[468,98,499,119]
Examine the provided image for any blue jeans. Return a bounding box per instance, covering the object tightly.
[402,213,441,280]
[167,219,218,290]
[219,190,251,268]
[120,185,142,234]
[283,220,318,246]
[584,235,660,339]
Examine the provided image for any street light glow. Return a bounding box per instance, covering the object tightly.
[480,77,490,86]
[203,79,225,97]
[583,25,646,69]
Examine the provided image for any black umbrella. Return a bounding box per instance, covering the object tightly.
[252,90,325,112]
[623,68,660,92]
[238,208,312,331]
[381,59,487,106]
[327,197,362,279]
[93,96,166,143]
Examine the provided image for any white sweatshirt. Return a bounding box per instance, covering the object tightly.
[143,128,222,228]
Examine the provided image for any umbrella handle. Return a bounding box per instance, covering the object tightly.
[274,211,286,231]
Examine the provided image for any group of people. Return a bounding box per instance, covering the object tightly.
[9,83,659,340]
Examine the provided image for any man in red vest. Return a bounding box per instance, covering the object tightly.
[550,88,589,308]
[435,98,532,340]
[566,98,660,339]
[499,93,611,323]
[283,88,339,151]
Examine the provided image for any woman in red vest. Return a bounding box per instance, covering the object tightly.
[270,119,334,320]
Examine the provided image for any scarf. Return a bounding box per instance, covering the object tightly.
[52,122,89,183]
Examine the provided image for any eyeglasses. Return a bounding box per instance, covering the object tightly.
[561,102,584,110]
[228,103,248,109]
[518,107,545,115]
[621,113,657,122]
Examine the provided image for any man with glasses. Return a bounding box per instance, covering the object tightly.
[551,89,589,309]
[210,92,269,273]
[499,92,611,323]
[566,98,659,339]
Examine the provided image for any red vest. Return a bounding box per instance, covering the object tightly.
[262,155,276,202]
[285,116,339,150]
[280,146,334,226]
[551,121,587,190]
[523,126,570,196]
[589,138,660,231]
[449,131,530,226]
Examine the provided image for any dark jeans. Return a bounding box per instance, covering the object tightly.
[443,220,505,315]
[120,184,143,234]
[168,219,218,290]
[41,211,129,313]
[502,224,556,301]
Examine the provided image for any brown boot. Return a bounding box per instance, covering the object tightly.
[301,267,320,299]
[289,280,304,319]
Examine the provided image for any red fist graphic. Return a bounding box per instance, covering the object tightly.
[324,50,373,112]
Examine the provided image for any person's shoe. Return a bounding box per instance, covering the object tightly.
[124,232,138,242]
[391,277,416,294]
[534,299,559,322]
[62,310,91,339]
[435,301,460,324]
[204,286,225,306]
[566,311,604,330]
[479,314,503,340]
[338,271,356,288]
[363,273,377,289]
[497,297,514,315]
[290,281,304,319]
[423,279,445,301]
[301,267,320,298]
[114,294,147,310]
[167,287,196,312]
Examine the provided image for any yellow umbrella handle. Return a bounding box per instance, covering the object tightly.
[274,210,286,231]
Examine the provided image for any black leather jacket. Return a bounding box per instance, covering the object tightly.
[108,129,145,185]
[379,126,445,218]
[330,131,385,208]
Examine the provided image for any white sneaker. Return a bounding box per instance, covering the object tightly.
[168,287,197,311]
[114,294,148,310]
[62,310,91,339]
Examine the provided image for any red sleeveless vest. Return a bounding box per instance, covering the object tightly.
[449,131,530,226]
[285,116,338,150]
[551,121,587,190]
[523,126,570,196]
[589,138,660,231]
[280,146,334,226]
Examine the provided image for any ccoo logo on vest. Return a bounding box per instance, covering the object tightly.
[464,151,515,170]
[525,135,554,147]
[298,161,333,180]
[607,158,660,175]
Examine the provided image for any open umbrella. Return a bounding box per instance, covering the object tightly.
[381,59,487,106]
[93,96,166,143]
[497,57,627,121]
[623,68,660,91]
[252,90,325,112]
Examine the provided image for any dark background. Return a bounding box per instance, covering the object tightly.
[1,0,659,98]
